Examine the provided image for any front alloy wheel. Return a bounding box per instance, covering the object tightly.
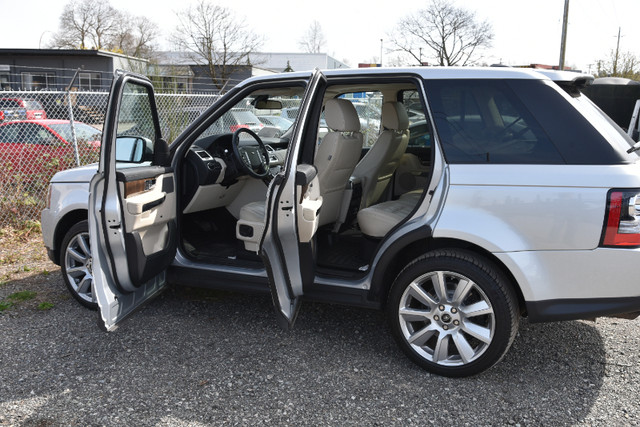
[61,220,98,310]
[388,249,519,377]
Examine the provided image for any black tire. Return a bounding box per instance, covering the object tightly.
[387,249,519,377]
[60,220,98,310]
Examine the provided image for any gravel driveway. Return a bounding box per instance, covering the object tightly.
[0,238,639,426]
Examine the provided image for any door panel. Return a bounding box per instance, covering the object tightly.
[90,72,176,331]
[260,70,327,329]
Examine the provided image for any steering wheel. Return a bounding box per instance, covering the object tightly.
[232,128,270,179]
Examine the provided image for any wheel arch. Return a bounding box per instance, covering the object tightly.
[369,236,526,315]
[52,209,88,265]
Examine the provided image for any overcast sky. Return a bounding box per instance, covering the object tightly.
[0,0,638,73]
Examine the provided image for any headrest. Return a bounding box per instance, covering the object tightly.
[382,102,409,131]
[325,98,360,132]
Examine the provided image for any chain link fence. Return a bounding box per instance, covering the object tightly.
[0,89,219,226]
[0,87,386,227]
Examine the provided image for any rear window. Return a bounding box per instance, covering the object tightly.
[425,79,630,165]
[49,123,101,142]
[0,99,20,109]
[24,100,43,110]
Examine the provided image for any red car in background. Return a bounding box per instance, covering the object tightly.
[0,119,101,177]
[0,98,47,120]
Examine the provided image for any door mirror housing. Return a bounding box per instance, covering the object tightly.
[115,136,151,163]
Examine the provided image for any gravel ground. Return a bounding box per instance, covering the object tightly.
[0,232,639,426]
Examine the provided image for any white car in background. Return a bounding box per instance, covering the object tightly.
[42,67,640,377]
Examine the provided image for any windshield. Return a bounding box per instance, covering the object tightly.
[49,123,102,143]
[231,110,260,125]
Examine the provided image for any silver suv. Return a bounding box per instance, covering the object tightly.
[42,68,640,377]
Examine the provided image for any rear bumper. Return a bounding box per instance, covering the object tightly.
[495,248,640,322]
[527,296,640,322]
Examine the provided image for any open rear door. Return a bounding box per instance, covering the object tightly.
[89,72,177,331]
[261,70,326,329]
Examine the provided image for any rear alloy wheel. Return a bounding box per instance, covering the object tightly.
[61,220,98,310]
[388,249,519,377]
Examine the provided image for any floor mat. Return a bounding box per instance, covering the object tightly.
[316,232,370,271]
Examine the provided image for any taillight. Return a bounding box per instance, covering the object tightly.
[601,189,640,247]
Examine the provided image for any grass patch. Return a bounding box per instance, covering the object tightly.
[0,300,13,312]
[38,302,54,310]
[1,254,22,265]
[8,290,37,301]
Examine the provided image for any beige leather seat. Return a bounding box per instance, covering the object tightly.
[351,102,410,208]
[314,98,364,226]
[236,98,363,251]
[357,198,416,238]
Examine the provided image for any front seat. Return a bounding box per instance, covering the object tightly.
[236,98,363,251]
[351,101,410,208]
[314,98,364,226]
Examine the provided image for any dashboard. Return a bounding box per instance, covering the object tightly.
[181,133,287,214]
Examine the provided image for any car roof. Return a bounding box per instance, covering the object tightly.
[238,66,592,89]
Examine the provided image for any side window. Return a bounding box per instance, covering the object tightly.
[401,90,431,148]
[1,100,20,109]
[425,79,565,164]
[24,124,54,145]
[0,124,20,144]
[0,125,15,142]
[114,81,158,166]
[117,82,157,141]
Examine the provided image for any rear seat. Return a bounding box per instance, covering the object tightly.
[357,197,417,238]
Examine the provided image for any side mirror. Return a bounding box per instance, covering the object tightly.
[115,136,150,163]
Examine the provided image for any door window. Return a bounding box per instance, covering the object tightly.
[401,90,431,148]
[113,81,159,166]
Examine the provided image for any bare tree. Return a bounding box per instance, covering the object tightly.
[172,0,263,89]
[388,0,493,66]
[298,20,326,54]
[111,15,159,59]
[596,50,640,80]
[88,0,119,50]
[50,0,97,49]
[49,0,158,59]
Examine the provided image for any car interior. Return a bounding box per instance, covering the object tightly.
[177,80,432,278]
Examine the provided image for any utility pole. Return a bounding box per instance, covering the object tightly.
[558,0,570,70]
[614,27,621,75]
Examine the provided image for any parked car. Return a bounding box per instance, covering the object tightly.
[0,97,47,120]
[0,98,27,122]
[219,108,264,133]
[42,68,640,377]
[257,115,293,133]
[0,119,101,175]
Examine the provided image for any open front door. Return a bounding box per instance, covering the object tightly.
[89,72,177,331]
[261,70,326,329]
